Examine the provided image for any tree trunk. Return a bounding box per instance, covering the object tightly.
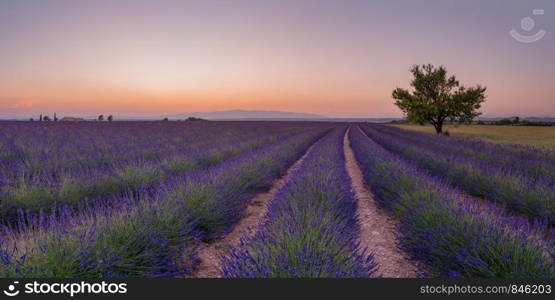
[433,122,443,134]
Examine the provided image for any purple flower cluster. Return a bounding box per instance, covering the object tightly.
[0,121,332,277]
[0,121,322,223]
[349,126,554,277]
[360,124,555,224]
[372,125,555,181]
[222,127,377,278]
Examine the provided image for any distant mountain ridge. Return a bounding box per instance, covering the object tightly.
[1,111,554,122]
[169,109,328,120]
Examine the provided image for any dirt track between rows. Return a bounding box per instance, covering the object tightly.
[355,125,554,272]
[187,138,321,278]
[343,126,419,278]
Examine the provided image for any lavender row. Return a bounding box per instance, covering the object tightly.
[222,127,376,278]
[0,121,309,196]
[360,125,555,224]
[349,126,553,277]
[0,123,316,223]
[372,125,555,181]
[0,125,331,277]
[0,121,309,177]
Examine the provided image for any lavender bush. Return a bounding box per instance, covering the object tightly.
[349,126,554,277]
[222,127,377,278]
[0,122,322,223]
[371,125,555,181]
[0,123,331,277]
[360,124,555,224]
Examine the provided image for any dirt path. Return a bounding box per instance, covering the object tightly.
[343,126,419,278]
[357,125,553,253]
[188,138,321,278]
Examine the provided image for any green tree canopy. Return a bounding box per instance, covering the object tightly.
[392,64,486,133]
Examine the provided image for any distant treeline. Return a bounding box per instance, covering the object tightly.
[161,117,207,121]
[30,114,112,122]
[28,115,208,122]
[476,117,554,126]
[389,117,553,127]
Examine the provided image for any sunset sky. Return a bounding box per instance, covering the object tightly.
[1,0,554,118]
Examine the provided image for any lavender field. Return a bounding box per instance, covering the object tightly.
[0,121,553,278]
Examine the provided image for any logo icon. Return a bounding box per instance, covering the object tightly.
[3,281,20,297]
[510,9,546,43]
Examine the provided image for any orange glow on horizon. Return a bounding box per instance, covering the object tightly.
[1,1,554,118]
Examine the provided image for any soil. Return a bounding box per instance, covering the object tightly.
[343,126,419,278]
[359,125,553,259]
[187,138,321,278]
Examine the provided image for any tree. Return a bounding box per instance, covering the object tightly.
[107,115,113,121]
[43,115,51,121]
[98,115,104,121]
[497,119,513,125]
[54,113,58,121]
[39,114,43,122]
[186,117,206,121]
[392,64,487,134]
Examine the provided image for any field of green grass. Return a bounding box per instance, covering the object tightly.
[390,124,555,149]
